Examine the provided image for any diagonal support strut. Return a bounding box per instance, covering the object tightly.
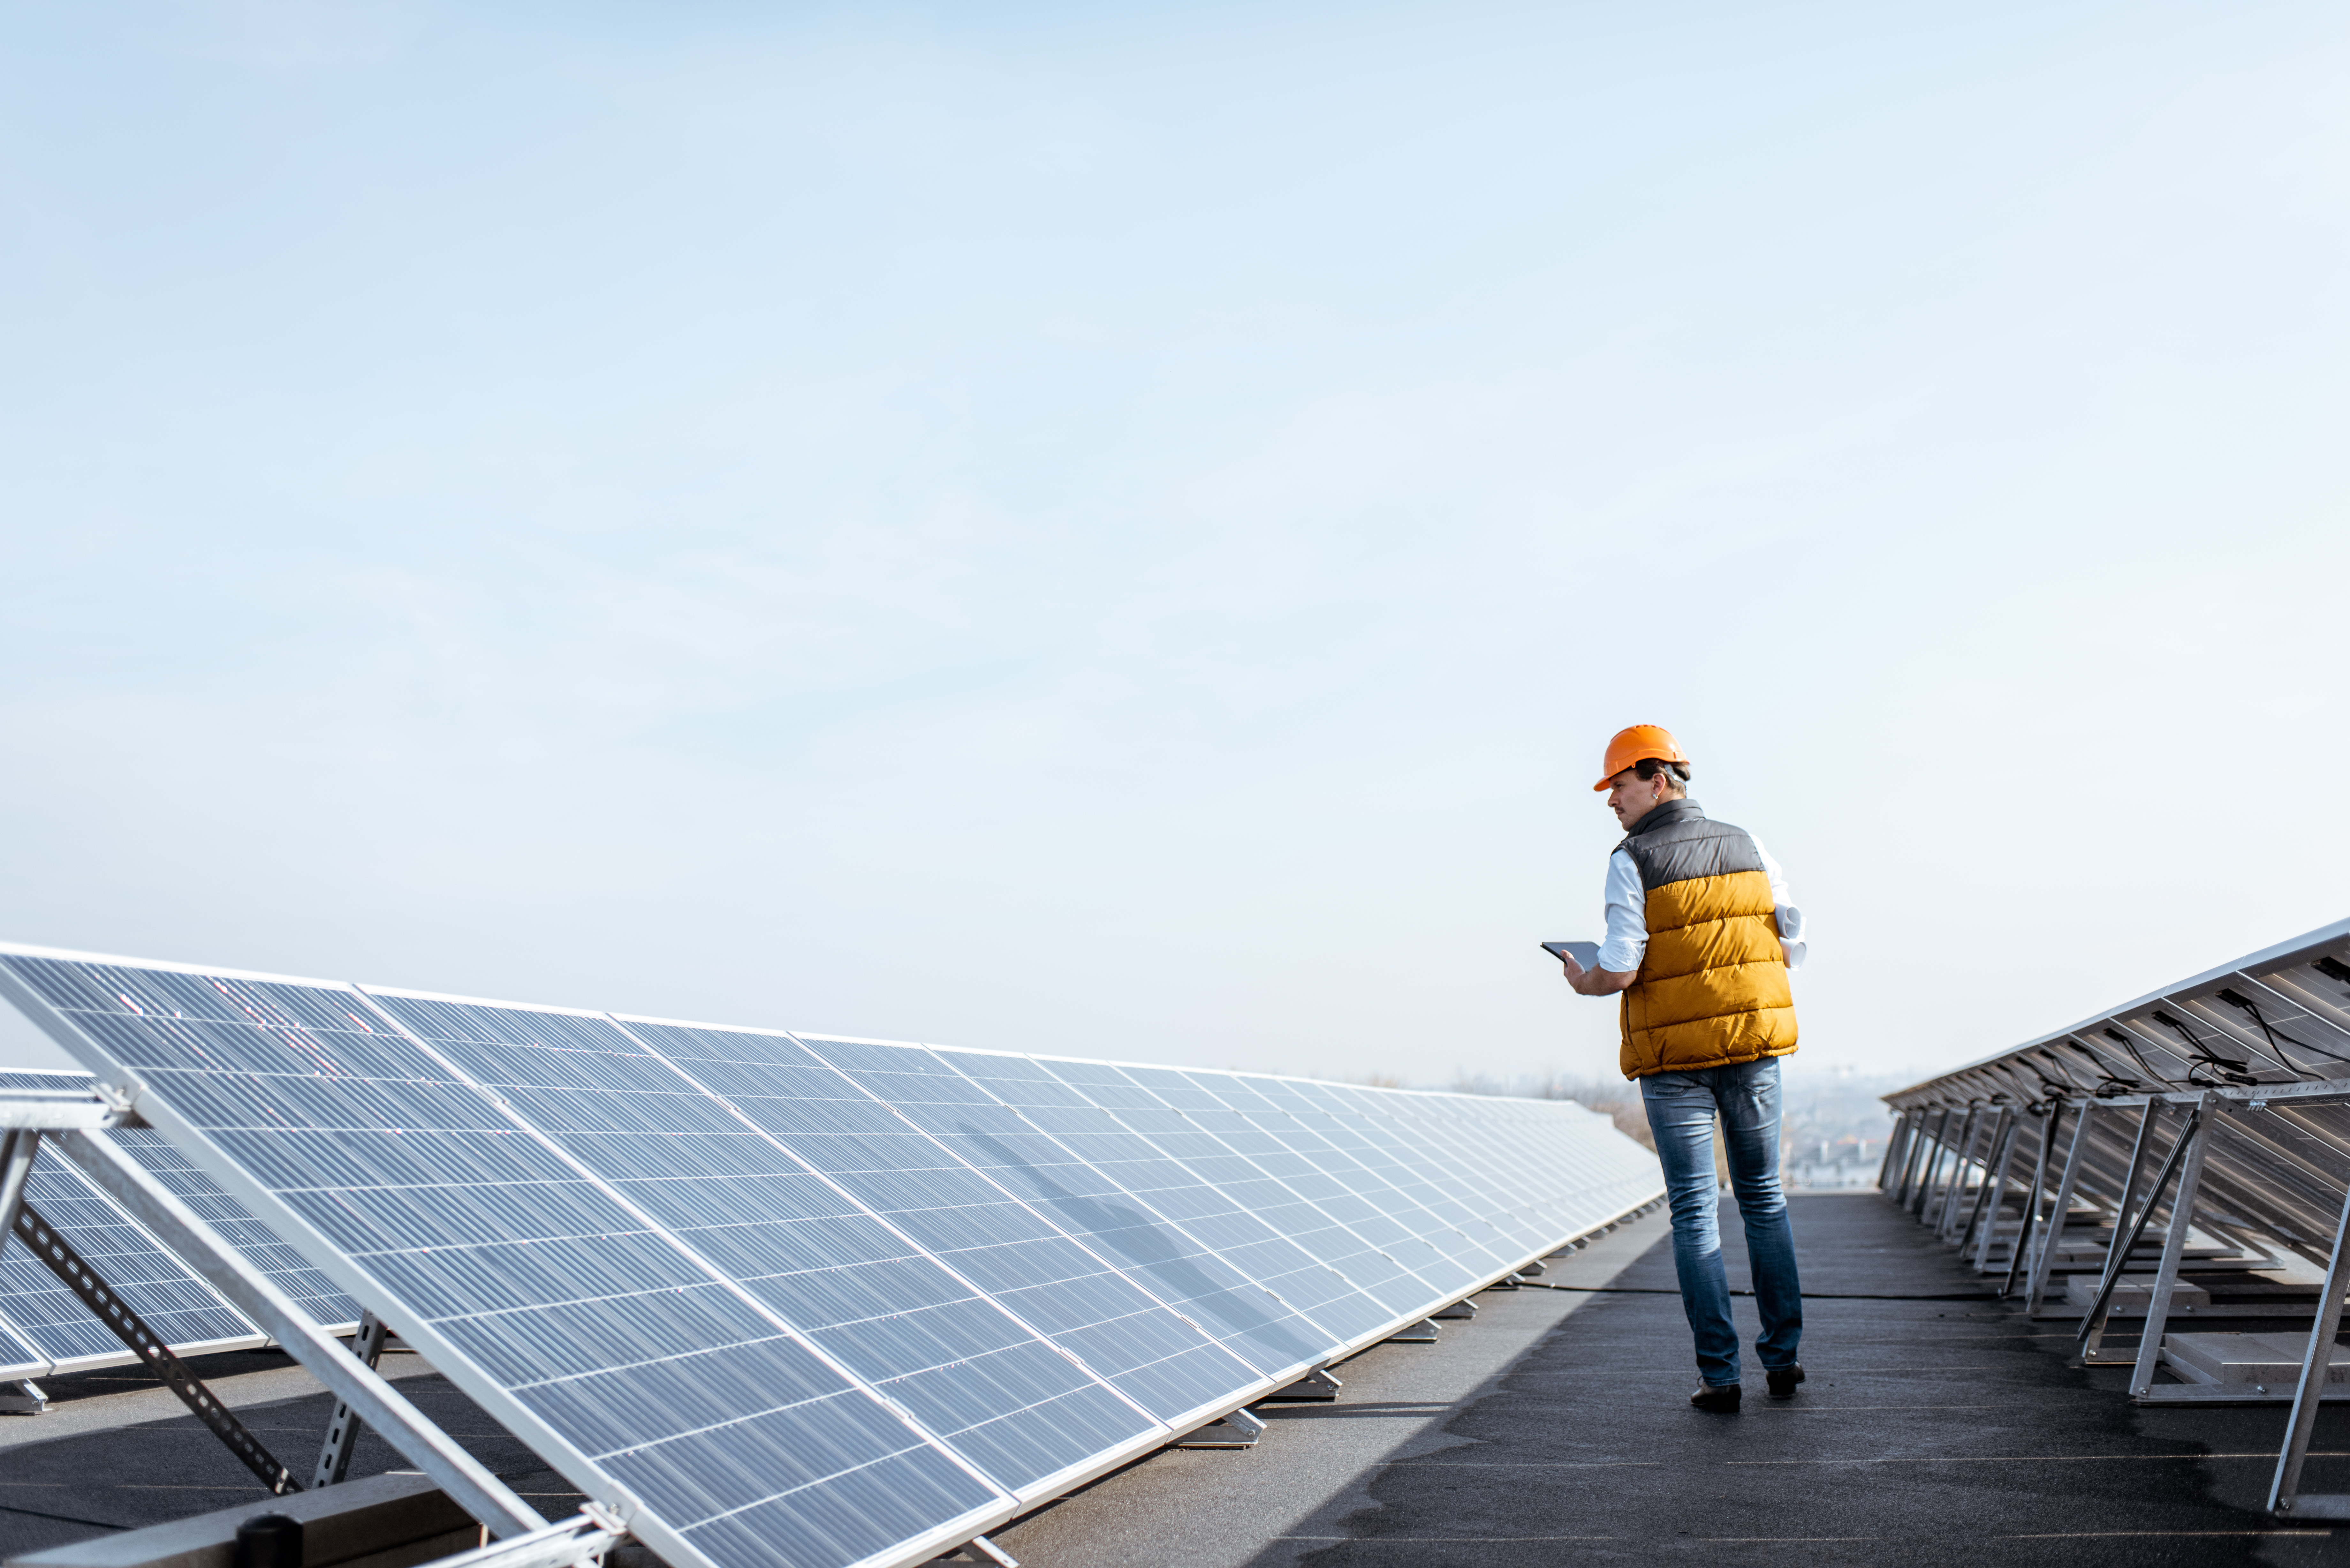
[10,1198,303,1494]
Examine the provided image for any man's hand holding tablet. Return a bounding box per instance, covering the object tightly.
[1542,940,1601,975]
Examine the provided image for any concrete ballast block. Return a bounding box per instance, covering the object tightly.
[3,1472,482,1568]
[2161,1332,2350,1386]
[2065,1275,2210,1309]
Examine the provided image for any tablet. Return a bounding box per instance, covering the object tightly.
[1542,940,1601,969]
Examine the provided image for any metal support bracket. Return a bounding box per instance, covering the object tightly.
[1931,1107,1983,1235]
[1261,1367,1343,1403]
[1876,1112,1912,1192]
[0,1379,48,1414]
[1888,1109,1927,1207]
[2005,1105,2062,1300]
[2270,1171,2350,1517]
[1174,1406,1267,1449]
[1970,1109,2023,1271]
[2129,1095,2217,1397]
[1906,1108,1951,1217]
[2027,1101,2095,1315]
[1954,1107,2005,1251]
[51,1129,545,1538]
[2079,1102,2202,1364]
[11,1198,302,1493]
[1432,1299,1477,1320]
[315,1312,392,1486]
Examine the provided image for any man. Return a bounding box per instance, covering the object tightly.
[1557,724,1808,1413]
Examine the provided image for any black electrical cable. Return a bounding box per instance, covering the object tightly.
[2150,1008,2267,1085]
[2216,987,2350,1070]
[2098,1027,2166,1086]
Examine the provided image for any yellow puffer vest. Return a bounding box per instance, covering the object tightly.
[1615,799,1798,1079]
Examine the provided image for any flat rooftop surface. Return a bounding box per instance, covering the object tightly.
[6,1195,2348,1568]
[1000,1194,2350,1567]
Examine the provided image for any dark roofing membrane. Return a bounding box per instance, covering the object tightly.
[1273,1194,2347,1568]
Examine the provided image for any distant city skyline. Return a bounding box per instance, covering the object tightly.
[3,3,2345,1087]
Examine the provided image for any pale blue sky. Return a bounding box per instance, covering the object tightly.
[2,2,2345,1087]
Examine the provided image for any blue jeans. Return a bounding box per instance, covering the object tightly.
[1641,1057,1803,1386]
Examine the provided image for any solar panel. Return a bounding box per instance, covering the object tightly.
[0,943,1662,1568]
[1146,1069,1483,1296]
[1201,1072,1503,1288]
[620,1021,1264,1428]
[0,1145,261,1368]
[360,994,1165,1500]
[794,1035,1344,1385]
[936,1050,1410,1346]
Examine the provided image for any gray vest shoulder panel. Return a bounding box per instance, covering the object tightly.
[1618,800,1765,892]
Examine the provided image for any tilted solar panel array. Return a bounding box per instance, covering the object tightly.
[1880,916,2350,1275]
[0,1068,362,1377]
[0,945,1660,1568]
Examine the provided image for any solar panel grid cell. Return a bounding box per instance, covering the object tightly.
[610,1025,1250,1443]
[109,1126,366,1330]
[1142,1087,1437,1319]
[0,1319,41,1379]
[1151,1072,1438,1298]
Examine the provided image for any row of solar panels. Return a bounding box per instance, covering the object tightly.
[0,944,1660,1568]
[1881,918,2350,1275]
[0,1069,363,1381]
[1885,916,2350,1113]
[1877,917,2350,1514]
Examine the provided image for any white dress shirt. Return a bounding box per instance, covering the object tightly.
[1597,838,1807,975]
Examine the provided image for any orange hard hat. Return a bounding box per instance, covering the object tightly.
[1593,724,1690,791]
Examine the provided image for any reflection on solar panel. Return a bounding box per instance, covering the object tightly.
[0,944,1661,1568]
[1878,916,2350,1518]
